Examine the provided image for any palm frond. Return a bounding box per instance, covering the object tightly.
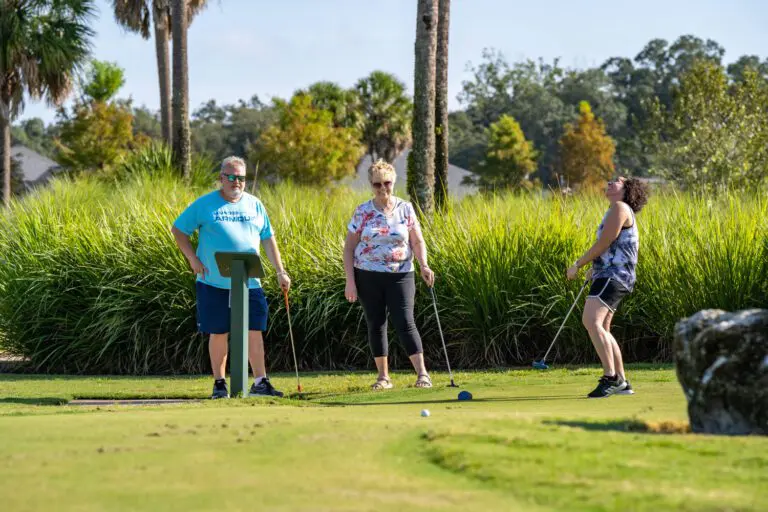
[110,0,152,39]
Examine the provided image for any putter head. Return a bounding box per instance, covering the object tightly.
[447,383,459,388]
[532,360,549,370]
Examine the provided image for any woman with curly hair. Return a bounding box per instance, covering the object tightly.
[343,160,435,390]
[567,176,650,398]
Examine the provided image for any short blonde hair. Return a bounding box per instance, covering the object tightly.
[221,156,246,173]
[368,159,396,183]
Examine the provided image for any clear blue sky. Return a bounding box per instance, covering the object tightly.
[18,0,768,124]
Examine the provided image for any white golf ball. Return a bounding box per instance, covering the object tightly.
[421,409,430,417]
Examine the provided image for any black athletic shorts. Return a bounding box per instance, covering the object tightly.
[587,277,630,312]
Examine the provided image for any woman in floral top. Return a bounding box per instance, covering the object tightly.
[343,160,435,390]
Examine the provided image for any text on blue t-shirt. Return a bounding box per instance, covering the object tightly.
[173,190,273,289]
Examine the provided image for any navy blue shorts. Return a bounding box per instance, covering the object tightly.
[195,281,269,334]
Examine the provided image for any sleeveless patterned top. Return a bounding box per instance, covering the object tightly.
[592,205,639,291]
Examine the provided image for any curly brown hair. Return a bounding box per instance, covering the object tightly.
[622,177,650,213]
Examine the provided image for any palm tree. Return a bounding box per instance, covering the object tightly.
[110,0,206,146]
[0,0,95,207]
[408,0,438,213]
[171,0,191,178]
[434,0,450,209]
[303,81,359,130]
[353,71,412,164]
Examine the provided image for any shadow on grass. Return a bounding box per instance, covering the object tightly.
[318,394,583,407]
[68,398,200,406]
[286,391,326,399]
[72,394,206,400]
[0,374,208,382]
[0,397,69,406]
[546,419,691,434]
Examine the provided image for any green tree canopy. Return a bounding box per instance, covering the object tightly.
[54,61,143,173]
[55,100,143,173]
[462,114,537,192]
[300,81,360,131]
[10,153,24,196]
[249,94,364,186]
[82,60,125,102]
[727,55,768,83]
[191,95,277,162]
[646,61,768,191]
[11,118,58,159]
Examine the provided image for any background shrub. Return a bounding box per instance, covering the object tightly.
[0,176,765,374]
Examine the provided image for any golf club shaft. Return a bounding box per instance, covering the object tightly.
[430,286,455,385]
[540,279,590,363]
[283,290,301,391]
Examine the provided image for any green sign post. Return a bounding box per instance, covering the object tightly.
[214,251,265,397]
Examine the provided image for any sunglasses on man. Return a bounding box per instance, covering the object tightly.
[222,173,247,183]
[371,181,393,189]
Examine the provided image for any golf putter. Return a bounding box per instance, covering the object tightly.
[282,288,302,392]
[532,278,590,370]
[430,286,458,387]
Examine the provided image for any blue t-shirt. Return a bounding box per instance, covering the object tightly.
[173,190,274,289]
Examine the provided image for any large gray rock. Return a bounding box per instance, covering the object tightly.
[674,309,768,435]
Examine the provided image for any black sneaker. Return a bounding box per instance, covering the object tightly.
[249,377,284,397]
[587,375,627,398]
[211,379,229,399]
[616,379,635,395]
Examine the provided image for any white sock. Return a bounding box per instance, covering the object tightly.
[254,375,267,385]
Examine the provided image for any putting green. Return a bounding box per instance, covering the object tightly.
[0,367,765,511]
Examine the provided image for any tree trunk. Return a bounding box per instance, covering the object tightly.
[1,108,10,207]
[434,0,450,210]
[171,0,191,178]
[407,0,438,214]
[153,8,172,146]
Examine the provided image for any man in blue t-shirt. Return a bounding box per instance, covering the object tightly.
[171,156,291,399]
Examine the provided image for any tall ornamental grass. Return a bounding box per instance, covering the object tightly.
[0,171,765,374]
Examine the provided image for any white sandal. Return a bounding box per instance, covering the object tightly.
[414,374,432,388]
[372,376,393,390]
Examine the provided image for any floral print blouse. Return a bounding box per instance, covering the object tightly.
[347,198,419,273]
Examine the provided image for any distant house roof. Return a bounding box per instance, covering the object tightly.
[347,149,477,197]
[635,176,667,184]
[10,144,60,188]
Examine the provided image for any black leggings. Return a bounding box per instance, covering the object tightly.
[354,268,423,357]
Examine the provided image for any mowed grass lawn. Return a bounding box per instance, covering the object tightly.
[0,366,765,511]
